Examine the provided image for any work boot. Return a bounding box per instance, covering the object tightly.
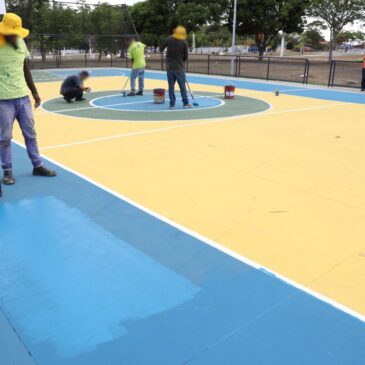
[136,91,143,96]
[75,97,86,102]
[3,170,15,185]
[127,92,136,97]
[183,104,192,109]
[33,166,57,177]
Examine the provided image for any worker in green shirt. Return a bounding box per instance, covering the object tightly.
[0,13,56,186]
[126,37,146,96]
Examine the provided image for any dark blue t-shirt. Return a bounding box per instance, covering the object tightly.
[61,75,81,94]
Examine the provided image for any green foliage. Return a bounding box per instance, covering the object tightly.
[308,0,365,60]
[336,30,365,44]
[231,0,310,57]
[129,0,229,47]
[193,26,232,47]
[301,28,325,49]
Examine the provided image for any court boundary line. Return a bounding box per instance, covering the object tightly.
[12,140,365,323]
[37,94,272,124]
[40,102,343,151]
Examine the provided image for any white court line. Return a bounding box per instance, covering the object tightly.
[279,88,321,93]
[40,102,344,151]
[37,94,224,115]
[12,139,365,323]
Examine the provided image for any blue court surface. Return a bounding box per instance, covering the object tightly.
[2,68,365,365]
[1,143,365,365]
[49,67,365,105]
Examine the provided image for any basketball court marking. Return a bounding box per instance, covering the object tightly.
[11,140,365,323]
[39,101,344,151]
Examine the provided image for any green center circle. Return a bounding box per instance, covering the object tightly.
[42,90,271,122]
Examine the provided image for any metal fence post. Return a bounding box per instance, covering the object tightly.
[305,60,310,84]
[266,57,271,81]
[328,61,333,87]
[208,54,211,75]
[160,52,164,71]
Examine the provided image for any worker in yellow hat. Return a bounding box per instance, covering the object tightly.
[160,26,191,109]
[0,13,56,186]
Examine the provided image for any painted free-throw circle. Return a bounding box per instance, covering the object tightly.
[90,93,224,112]
[42,90,271,122]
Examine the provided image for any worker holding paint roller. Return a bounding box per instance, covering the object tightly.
[160,26,191,109]
[126,37,146,96]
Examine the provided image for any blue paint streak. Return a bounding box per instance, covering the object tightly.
[1,145,365,365]
[92,93,221,111]
[49,68,365,105]
[0,197,199,358]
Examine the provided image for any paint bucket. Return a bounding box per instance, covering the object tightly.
[153,88,166,104]
[224,85,235,99]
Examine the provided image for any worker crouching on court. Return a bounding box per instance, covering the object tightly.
[126,37,146,96]
[0,13,56,186]
[60,71,91,103]
[161,26,191,109]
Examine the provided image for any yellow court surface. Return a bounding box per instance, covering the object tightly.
[14,70,365,317]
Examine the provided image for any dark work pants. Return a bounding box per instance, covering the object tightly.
[167,71,189,107]
[61,88,83,101]
[362,69,365,91]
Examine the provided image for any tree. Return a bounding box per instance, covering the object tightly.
[308,0,365,61]
[336,30,365,44]
[231,0,310,58]
[129,0,229,49]
[301,28,325,49]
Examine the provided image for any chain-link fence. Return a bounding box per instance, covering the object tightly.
[26,36,364,89]
[328,60,363,89]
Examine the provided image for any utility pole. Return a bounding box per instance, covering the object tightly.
[230,0,237,75]
[280,32,285,57]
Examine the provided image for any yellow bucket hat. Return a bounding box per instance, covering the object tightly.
[0,13,29,38]
[173,26,187,41]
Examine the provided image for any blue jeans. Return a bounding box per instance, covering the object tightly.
[130,68,145,93]
[167,71,189,107]
[0,96,43,170]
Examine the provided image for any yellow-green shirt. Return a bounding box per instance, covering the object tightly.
[128,41,146,69]
[0,37,30,100]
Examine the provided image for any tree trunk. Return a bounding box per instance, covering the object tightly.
[40,35,46,63]
[329,29,337,62]
[258,46,265,60]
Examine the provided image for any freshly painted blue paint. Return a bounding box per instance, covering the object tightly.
[51,68,365,105]
[92,93,222,111]
[0,310,36,365]
[1,144,365,365]
[0,197,199,359]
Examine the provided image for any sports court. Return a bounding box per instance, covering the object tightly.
[1,67,365,364]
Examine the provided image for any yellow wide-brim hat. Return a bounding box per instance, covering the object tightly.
[173,26,187,41]
[0,13,29,38]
